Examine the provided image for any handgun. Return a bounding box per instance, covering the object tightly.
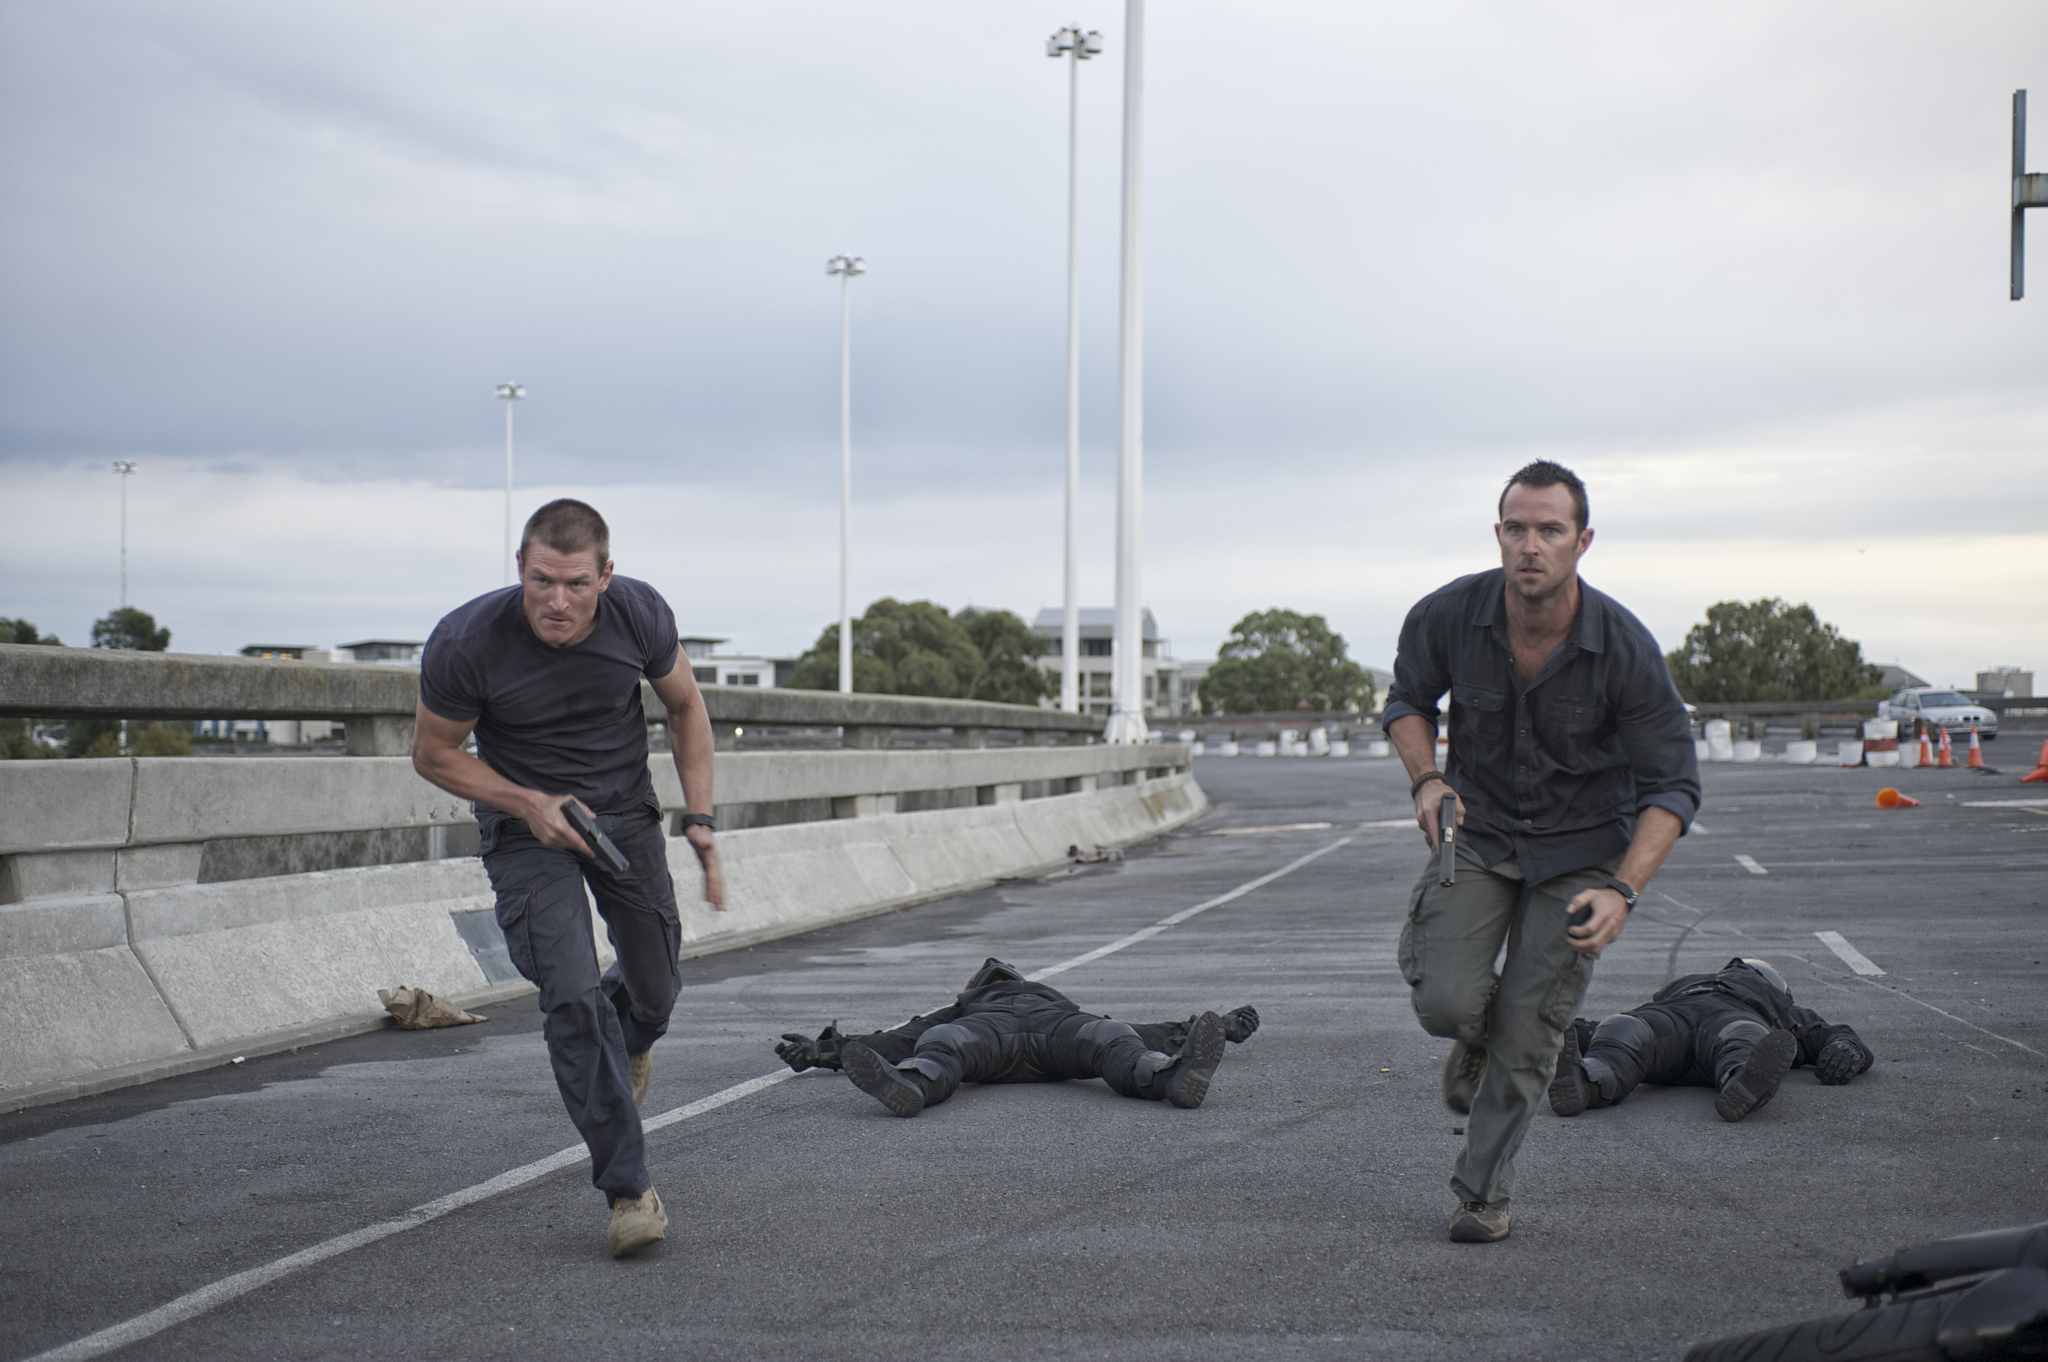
[1438,792,1457,887]
[561,800,631,875]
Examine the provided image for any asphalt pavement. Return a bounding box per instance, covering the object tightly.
[5,753,2045,1361]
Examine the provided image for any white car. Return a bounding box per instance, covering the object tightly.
[1889,688,1998,741]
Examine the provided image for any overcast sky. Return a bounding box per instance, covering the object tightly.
[2,0,2042,689]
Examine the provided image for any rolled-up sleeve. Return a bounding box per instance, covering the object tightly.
[1616,651,1700,834]
[1381,595,1451,735]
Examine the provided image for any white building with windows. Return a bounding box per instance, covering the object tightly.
[1028,607,1181,720]
[680,636,792,689]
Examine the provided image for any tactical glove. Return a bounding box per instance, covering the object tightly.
[1223,1005,1261,1044]
[1814,1037,1865,1085]
[775,1022,846,1072]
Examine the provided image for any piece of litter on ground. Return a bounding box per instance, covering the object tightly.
[1380,1067,1391,1072]
[230,1056,245,1064]
[379,985,487,1029]
[1452,1126,1465,1135]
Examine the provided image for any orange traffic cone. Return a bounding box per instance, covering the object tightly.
[2021,738,2048,783]
[1876,787,1921,809]
[1915,726,1935,768]
[1966,724,1984,769]
[1936,726,1954,768]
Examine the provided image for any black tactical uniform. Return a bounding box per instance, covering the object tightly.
[1551,958,1873,1122]
[775,958,1258,1117]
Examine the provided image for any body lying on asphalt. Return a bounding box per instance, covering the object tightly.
[1550,957,1874,1122]
[774,957,1260,1117]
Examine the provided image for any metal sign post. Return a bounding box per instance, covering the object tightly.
[2012,90,2048,299]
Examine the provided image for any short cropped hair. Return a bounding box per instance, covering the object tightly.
[1498,460,1588,532]
[520,499,611,569]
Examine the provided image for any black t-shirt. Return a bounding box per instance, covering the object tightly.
[419,576,679,817]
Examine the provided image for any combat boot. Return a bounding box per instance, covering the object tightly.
[1442,1041,1486,1115]
[607,1188,667,1258]
[1162,1011,1226,1109]
[1714,1028,1797,1122]
[841,1042,925,1117]
[1448,1199,1510,1243]
[1547,1035,1598,1117]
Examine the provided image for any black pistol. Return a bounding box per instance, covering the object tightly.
[1438,792,1457,887]
[561,800,631,875]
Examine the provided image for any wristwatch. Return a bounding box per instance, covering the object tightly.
[676,813,717,834]
[1602,876,1638,912]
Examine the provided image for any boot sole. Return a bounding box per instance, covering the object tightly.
[1164,1011,1226,1109]
[842,1042,925,1117]
[1547,1047,1593,1117]
[1714,1028,1797,1122]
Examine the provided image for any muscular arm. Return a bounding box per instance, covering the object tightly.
[410,702,594,856]
[648,646,725,910]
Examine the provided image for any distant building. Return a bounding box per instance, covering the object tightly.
[1028,607,1178,719]
[238,644,314,661]
[336,639,424,665]
[679,635,789,688]
[1975,667,2033,699]
[207,645,334,744]
[1875,663,1929,692]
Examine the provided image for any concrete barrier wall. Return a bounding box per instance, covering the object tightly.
[0,750,1203,1110]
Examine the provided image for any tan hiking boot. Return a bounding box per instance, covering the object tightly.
[1442,1041,1487,1115]
[1448,1199,1510,1243]
[607,1188,667,1258]
[629,1050,651,1107]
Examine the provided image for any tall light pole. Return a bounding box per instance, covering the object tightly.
[496,383,524,584]
[1105,0,1149,744]
[111,461,137,607]
[826,255,865,694]
[1048,24,1102,715]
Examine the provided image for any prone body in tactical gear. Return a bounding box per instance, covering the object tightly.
[1555,957,1873,1117]
[774,957,1260,1113]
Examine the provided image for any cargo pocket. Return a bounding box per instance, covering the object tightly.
[1397,877,1430,990]
[1537,949,1595,1031]
[493,889,541,986]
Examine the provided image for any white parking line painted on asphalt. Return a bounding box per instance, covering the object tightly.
[1962,798,2048,808]
[1813,931,1885,976]
[25,832,1357,1362]
[1734,854,1768,875]
[1205,822,1333,835]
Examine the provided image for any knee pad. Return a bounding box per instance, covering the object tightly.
[1592,1013,1655,1052]
[916,1022,975,1058]
[1073,1018,1138,1048]
[1716,1018,1768,1046]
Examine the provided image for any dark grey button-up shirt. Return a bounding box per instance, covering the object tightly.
[1381,569,1700,885]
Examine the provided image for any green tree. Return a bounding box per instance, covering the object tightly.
[955,607,1054,706]
[1197,609,1371,714]
[787,599,983,697]
[1663,598,1885,704]
[91,606,170,651]
[0,617,62,646]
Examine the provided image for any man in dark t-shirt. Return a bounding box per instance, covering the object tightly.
[413,498,722,1259]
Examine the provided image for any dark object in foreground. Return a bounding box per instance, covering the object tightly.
[1685,1221,2048,1361]
[775,958,1259,1116]
[563,799,631,874]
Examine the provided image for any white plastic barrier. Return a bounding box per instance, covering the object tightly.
[1783,740,1818,765]
[1732,741,1763,762]
[1864,718,1900,768]
[1367,740,1391,758]
[1220,741,1240,757]
[1329,741,1351,758]
[1704,720,1735,762]
[1838,740,1864,766]
[1189,741,1205,757]
[1256,741,1278,757]
[1308,727,1330,756]
[1694,739,1712,762]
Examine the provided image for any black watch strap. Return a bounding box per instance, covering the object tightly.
[676,813,717,833]
[1603,876,1638,911]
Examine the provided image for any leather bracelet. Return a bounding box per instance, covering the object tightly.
[1410,769,1448,799]
[676,813,717,833]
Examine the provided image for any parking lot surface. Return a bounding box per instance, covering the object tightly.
[5,754,2044,1361]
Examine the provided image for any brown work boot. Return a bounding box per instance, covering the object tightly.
[629,1050,651,1107]
[1442,1041,1487,1115]
[1448,1199,1511,1243]
[607,1188,667,1258]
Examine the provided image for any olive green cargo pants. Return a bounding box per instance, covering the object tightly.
[1398,840,1619,1208]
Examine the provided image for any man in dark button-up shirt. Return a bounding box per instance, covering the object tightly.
[1380,460,1699,1244]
